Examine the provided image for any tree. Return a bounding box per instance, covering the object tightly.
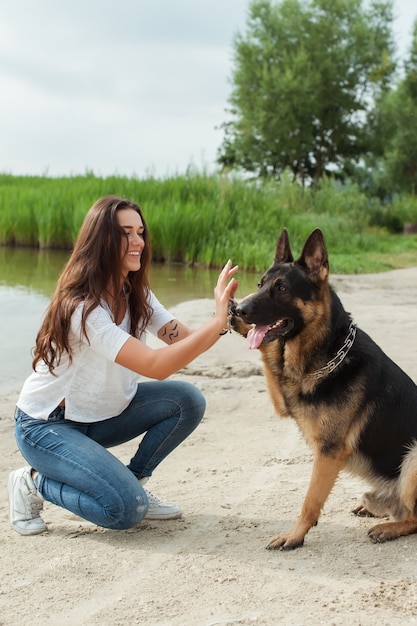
[371,20,417,195]
[218,0,396,186]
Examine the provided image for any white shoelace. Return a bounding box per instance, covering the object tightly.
[144,489,162,506]
[27,494,44,517]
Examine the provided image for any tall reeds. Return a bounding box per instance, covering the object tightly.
[0,171,416,273]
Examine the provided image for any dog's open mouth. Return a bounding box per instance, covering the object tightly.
[247,319,292,350]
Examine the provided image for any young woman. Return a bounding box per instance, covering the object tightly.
[8,195,238,535]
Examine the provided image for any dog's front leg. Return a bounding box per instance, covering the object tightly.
[267,450,348,550]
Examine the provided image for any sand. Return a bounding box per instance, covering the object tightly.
[1,268,417,626]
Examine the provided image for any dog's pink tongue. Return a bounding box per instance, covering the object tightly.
[247,325,269,350]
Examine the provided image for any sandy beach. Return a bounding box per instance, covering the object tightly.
[1,268,417,626]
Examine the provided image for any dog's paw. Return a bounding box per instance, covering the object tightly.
[368,522,397,543]
[352,503,376,518]
[266,534,305,551]
[228,298,237,314]
[228,298,238,327]
[368,519,417,543]
[228,299,251,337]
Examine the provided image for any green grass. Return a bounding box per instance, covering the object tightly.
[0,171,416,273]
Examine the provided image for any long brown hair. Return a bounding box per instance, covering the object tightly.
[33,195,153,373]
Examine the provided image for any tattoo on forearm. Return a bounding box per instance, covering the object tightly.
[161,320,179,343]
[168,321,179,342]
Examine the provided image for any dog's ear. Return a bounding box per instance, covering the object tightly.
[274,228,294,264]
[297,229,329,281]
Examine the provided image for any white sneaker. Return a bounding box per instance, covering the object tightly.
[138,478,182,520]
[144,489,182,520]
[8,466,47,535]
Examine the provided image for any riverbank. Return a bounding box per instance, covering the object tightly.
[1,268,417,625]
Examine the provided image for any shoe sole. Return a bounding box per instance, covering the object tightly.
[145,512,183,520]
[10,522,47,536]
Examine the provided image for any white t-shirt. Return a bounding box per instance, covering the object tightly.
[17,292,174,423]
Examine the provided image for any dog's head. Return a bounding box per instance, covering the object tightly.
[235,228,329,349]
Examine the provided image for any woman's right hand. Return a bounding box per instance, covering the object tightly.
[213,260,239,330]
[116,260,239,380]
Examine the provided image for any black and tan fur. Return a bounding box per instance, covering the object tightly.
[231,228,417,550]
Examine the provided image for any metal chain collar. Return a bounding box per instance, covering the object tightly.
[307,316,357,380]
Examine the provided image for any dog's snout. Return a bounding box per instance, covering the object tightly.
[235,302,250,319]
[235,292,258,320]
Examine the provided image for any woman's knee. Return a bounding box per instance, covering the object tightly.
[179,381,206,418]
[108,489,149,530]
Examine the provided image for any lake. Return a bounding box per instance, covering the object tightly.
[0,247,257,395]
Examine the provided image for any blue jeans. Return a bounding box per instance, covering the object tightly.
[14,380,206,530]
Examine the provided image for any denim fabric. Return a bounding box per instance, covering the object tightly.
[14,380,206,530]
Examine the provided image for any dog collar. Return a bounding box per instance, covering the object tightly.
[308,316,357,380]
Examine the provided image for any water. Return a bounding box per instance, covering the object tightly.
[0,247,257,395]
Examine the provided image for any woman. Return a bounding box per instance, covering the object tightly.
[8,195,238,535]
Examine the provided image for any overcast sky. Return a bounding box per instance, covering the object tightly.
[1,0,416,180]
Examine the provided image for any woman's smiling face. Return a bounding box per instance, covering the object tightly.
[117,208,145,276]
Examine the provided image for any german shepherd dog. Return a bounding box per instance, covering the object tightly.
[230,228,417,550]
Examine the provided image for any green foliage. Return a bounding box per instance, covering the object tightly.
[1,172,416,274]
[370,21,417,196]
[368,194,417,232]
[218,0,396,186]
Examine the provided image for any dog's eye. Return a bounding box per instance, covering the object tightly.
[277,282,287,292]
[257,281,263,289]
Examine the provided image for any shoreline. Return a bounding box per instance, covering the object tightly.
[1,268,417,625]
